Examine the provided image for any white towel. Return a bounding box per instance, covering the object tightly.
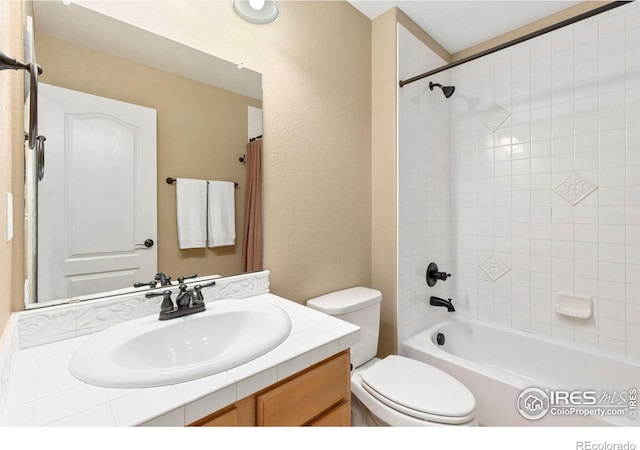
[176,178,207,249]
[207,180,236,247]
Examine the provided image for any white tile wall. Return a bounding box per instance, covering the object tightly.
[397,25,452,344]
[442,2,640,360]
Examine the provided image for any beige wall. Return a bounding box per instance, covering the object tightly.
[0,1,25,334]
[35,33,261,283]
[371,8,398,358]
[371,7,446,357]
[0,0,372,337]
[72,0,373,304]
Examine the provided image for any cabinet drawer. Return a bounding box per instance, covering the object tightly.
[257,350,350,426]
[308,400,351,426]
[190,396,256,426]
[191,405,238,426]
[201,407,238,426]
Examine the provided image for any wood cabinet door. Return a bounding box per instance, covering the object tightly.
[308,400,351,426]
[257,351,350,426]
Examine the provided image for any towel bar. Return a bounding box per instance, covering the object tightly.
[166,177,238,189]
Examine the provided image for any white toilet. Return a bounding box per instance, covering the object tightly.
[307,286,477,426]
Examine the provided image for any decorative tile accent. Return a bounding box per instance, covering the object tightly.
[18,307,77,349]
[478,103,511,131]
[479,255,511,281]
[17,271,271,348]
[553,172,598,205]
[207,272,270,301]
[76,295,162,336]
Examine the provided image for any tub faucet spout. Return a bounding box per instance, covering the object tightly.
[430,296,455,312]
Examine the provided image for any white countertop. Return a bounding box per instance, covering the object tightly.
[0,294,359,426]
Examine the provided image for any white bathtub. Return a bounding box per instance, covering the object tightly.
[403,317,640,426]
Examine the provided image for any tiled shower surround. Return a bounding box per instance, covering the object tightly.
[397,25,451,343]
[398,2,640,360]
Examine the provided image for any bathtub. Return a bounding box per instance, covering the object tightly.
[403,317,640,426]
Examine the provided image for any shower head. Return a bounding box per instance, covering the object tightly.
[429,81,455,98]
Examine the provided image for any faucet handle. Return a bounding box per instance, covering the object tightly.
[192,280,216,306]
[426,262,452,286]
[177,273,198,283]
[133,280,158,288]
[192,288,204,305]
[146,290,174,312]
[196,280,217,289]
[435,272,451,281]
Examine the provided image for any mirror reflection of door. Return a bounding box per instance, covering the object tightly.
[26,1,263,306]
[37,83,157,302]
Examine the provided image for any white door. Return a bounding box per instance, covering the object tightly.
[38,83,157,302]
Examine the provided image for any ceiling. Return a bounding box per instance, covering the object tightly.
[33,0,585,92]
[32,1,263,100]
[347,0,582,54]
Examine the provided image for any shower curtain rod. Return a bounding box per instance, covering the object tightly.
[398,0,633,88]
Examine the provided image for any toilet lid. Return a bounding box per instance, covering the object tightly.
[360,355,476,425]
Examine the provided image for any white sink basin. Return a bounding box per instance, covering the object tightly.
[69,299,292,388]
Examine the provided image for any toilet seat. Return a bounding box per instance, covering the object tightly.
[360,355,476,425]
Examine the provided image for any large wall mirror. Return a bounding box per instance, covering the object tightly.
[25,1,263,307]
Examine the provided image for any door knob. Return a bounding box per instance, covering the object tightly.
[135,239,154,249]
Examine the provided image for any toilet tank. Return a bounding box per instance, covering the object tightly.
[306,287,381,368]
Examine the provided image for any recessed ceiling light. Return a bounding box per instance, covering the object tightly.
[232,0,279,25]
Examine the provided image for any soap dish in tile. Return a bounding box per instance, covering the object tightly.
[554,293,592,319]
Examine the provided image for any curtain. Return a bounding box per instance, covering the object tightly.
[242,139,263,272]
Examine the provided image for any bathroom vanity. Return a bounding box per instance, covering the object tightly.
[191,350,350,426]
[0,271,359,426]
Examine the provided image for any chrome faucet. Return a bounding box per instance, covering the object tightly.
[430,296,455,312]
[145,280,216,320]
[174,283,193,309]
[153,272,198,287]
[154,272,173,287]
